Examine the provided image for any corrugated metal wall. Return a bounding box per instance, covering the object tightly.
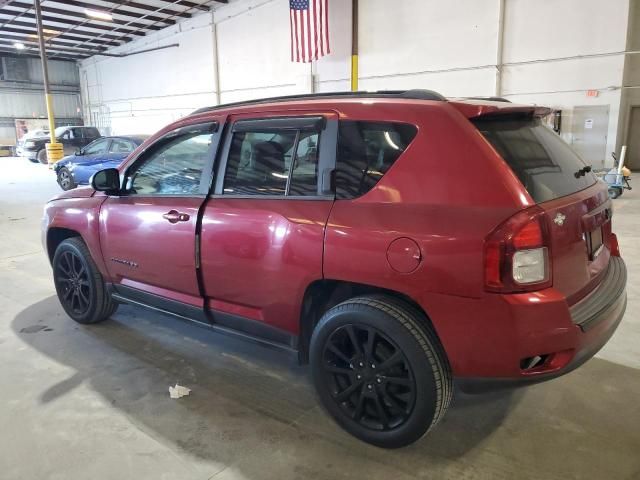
[0,56,81,145]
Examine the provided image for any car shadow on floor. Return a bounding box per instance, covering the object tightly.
[12,296,524,471]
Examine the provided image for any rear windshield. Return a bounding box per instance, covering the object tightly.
[473,116,596,203]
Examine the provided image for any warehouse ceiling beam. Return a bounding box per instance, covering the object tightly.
[0,8,147,36]
[154,0,214,11]
[0,38,92,58]
[0,17,133,42]
[105,0,193,19]
[0,32,110,52]
[0,47,81,61]
[3,2,163,32]
[55,0,182,25]
[0,24,125,47]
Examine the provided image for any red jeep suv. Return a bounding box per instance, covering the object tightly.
[43,90,627,448]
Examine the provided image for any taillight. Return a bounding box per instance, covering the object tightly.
[484,206,552,292]
[609,233,621,257]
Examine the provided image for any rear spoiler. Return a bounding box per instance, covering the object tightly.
[449,100,552,119]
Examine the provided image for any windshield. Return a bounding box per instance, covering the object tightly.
[473,116,597,203]
[54,127,68,137]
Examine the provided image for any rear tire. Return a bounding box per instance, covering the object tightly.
[57,167,76,191]
[37,148,47,164]
[310,295,452,448]
[52,237,117,324]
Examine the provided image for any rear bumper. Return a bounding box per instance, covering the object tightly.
[425,257,627,389]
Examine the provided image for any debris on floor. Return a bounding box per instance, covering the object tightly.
[169,384,191,399]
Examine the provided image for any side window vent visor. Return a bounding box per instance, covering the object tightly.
[166,122,219,140]
[233,116,325,133]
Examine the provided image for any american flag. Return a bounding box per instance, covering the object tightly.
[290,0,330,63]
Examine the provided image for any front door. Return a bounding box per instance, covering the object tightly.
[99,121,222,309]
[571,106,609,168]
[199,113,337,345]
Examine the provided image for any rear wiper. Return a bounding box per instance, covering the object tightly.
[574,165,592,178]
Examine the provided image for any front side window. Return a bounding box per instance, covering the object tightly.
[223,128,320,196]
[128,132,214,195]
[83,139,109,155]
[336,121,418,199]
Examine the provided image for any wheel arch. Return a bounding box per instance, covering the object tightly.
[47,227,81,264]
[297,279,444,364]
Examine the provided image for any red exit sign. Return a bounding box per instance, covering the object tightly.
[586,90,599,97]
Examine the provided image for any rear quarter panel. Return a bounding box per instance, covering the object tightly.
[324,102,528,300]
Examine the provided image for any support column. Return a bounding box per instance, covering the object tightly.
[34,0,63,166]
[351,0,358,92]
[495,0,506,97]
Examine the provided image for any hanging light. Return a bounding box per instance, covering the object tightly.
[85,8,113,21]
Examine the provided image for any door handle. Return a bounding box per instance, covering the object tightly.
[162,210,190,223]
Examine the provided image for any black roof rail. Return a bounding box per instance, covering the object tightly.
[465,96,512,103]
[191,89,446,115]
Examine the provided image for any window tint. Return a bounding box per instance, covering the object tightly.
[129,132,213,195]
[109,139,134,154]
[336,121,418,199]
[71,128,83,139]
[83,139,108,155]
[223,129,320,196]
[473,116,596,203]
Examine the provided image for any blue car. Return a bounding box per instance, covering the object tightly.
[54,135,149,190]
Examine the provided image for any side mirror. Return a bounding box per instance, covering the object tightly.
[75,148,81,155]
[91,168,121,194]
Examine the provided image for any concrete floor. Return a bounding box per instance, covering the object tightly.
[0,156,639,480]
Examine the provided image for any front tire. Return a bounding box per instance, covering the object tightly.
[52,238,117,324]
[57,167,76,191]
[310,296,452,448]
[37,148,47,164]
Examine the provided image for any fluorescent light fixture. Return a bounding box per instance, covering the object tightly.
[13,42,25,50]
[85,8,112,21]
[28,29,61,39]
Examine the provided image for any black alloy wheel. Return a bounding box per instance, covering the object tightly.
[321,324,416,431]
[310,296,453,448]
[53,238,117,324]
[55,250,92,316]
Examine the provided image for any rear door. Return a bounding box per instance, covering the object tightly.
[199,112,337,344]
[473,115,612,303]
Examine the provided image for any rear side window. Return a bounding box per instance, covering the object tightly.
[83,127,101,139]
[473,116,596,203]
[336,121,417,199]
[223,129,320,197]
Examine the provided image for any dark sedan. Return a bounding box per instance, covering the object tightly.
[54,135,148,190]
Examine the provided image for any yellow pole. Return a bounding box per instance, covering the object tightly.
[351,0,358,91]
[351,54,358,92]
[34,0,63,166]
[45,93,56,141]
